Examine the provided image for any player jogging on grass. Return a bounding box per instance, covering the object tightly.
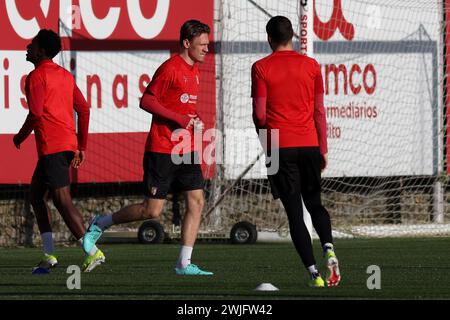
[251,16,341,287]
[83,20,213,276]
[13,29,105,273]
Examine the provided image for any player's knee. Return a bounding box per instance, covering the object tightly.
[198,197,205,211]
[51,194,67,210]
[303,201,315,212]
[142,206,161,220]
[51,188,72,208]
[305,202,329,218]
[30,192,45,207]
[303,197,321,211]
[189,197,204,214]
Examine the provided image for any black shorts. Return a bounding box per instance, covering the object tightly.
[32,151,74,189]
[143,152,205,199]
[267,147,323,199]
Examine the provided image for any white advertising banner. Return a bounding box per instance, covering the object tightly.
[75,51,170,133]
[221,0,440,178]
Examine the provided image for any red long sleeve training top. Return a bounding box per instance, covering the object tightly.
[15,60,90,156]
[251,51,328,155]
[141,54,200,154]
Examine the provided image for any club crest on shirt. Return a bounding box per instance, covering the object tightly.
[150,187,158,196]
[180,93,189,104]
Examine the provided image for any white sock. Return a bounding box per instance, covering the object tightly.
[176,246,193,269]
[78,239,99,256]
[41,232,54,255]
[96,214,114,230]
[307,265,319,276]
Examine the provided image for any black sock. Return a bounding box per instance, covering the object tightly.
[303,191,333,247]
[280,193,316,268]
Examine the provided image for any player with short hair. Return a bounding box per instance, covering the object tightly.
[83,20,213,276]
[251,16,341,287]
[13,29,105,273]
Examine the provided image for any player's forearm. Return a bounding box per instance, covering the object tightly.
[252,97,267,129]
[73,85,90,150]
[19,88,43,142]
[15,113,36,144]
[77,112,89,151]
[314,93,328,155]
[140,93,190,128]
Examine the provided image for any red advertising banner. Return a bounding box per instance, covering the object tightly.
[0,0,213,48]
[0,0,215,184]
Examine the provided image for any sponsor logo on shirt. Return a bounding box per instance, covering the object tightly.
[180,93,189,104]
[180,93,197,104]
[188,95,198,104]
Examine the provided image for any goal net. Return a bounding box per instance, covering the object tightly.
[1,1,449,246]
[205,0,450,238]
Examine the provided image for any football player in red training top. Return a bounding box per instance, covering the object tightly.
[83,20,213,276]
[251,16,341,287]
[14,29,105,273]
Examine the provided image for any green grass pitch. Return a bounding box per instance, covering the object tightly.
[0,238,449,299]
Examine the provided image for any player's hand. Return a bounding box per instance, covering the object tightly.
[186,114,197,129]
[193,117,205,131]
[13,135,21,149]
[186,114,204,131]
[321,153,328,172]
[72,150,86,169]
